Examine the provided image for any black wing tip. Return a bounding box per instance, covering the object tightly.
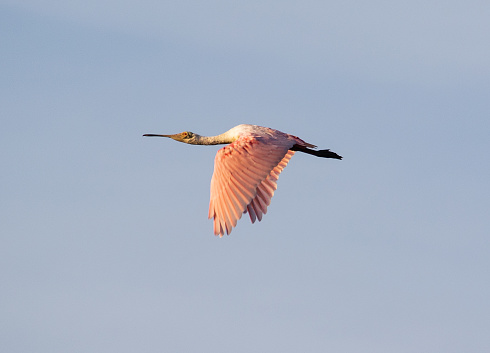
[291,144,343,159]
[316,149,343,160]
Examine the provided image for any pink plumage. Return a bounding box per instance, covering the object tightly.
[144,124,342,237]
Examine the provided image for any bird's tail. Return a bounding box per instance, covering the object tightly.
[292,144,343,160]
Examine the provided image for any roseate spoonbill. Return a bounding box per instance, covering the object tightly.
[144,124,341,237]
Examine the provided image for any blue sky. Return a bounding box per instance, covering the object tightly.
[2,1,489,352]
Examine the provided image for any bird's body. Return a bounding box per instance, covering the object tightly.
[144,124,341,236]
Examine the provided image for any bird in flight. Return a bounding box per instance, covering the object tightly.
[144,124,341,237]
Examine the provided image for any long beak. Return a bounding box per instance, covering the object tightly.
[142,134,174,138]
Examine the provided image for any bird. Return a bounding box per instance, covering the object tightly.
[143,124,342,237]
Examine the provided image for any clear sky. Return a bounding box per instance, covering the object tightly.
[2,1,489,352]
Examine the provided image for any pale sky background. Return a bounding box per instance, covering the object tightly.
[1,1,490,352]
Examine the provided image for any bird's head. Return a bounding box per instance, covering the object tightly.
[143,131,197,144]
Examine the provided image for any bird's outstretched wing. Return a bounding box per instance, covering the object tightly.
[208,136,295,236]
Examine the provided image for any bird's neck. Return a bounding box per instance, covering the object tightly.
[190,132,236,145]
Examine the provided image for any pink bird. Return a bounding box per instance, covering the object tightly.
[144,124,342,236]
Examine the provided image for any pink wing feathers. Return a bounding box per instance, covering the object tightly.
[208,135,296,236]
[244,150,294,224]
